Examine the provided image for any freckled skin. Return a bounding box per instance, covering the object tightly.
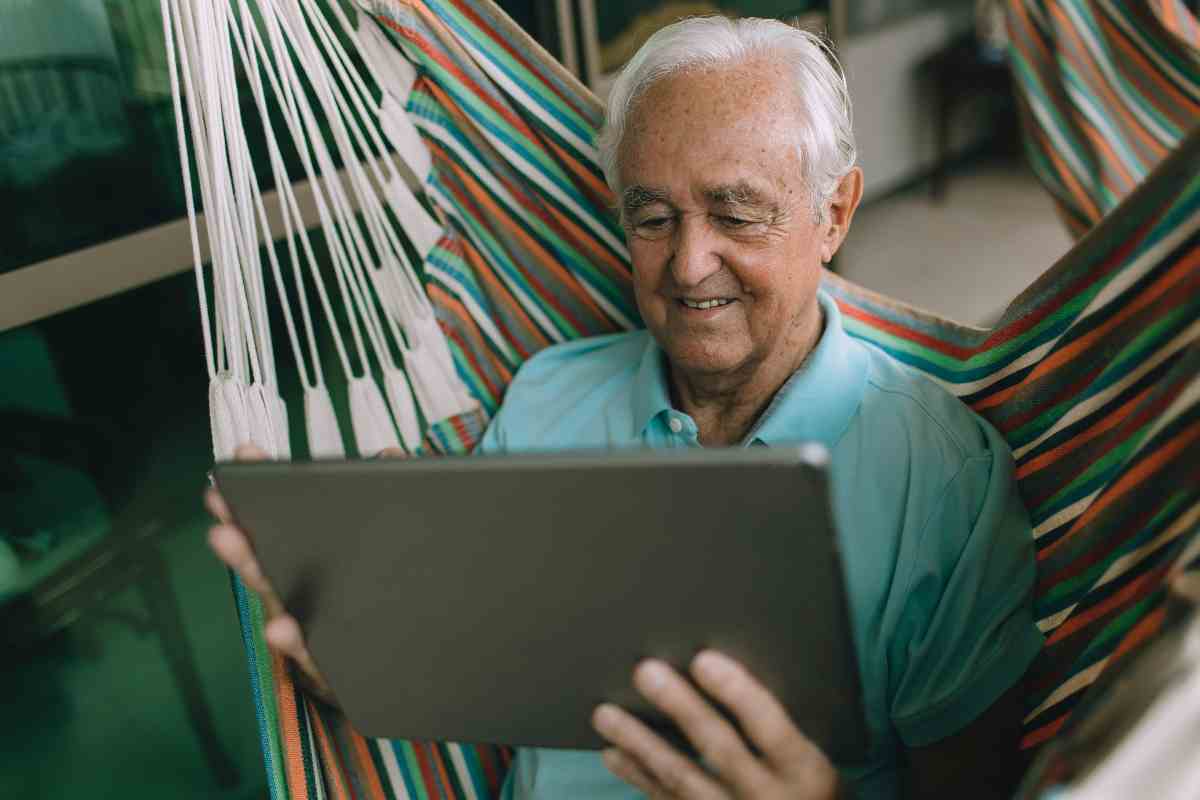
[618,60,863,445]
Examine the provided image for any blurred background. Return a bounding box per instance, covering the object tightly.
[0,1,1073,797]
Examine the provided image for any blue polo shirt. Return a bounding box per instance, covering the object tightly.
[480,291,1043,799]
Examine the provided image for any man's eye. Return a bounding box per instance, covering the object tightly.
[717,215,751,228]
[635,217,672,232]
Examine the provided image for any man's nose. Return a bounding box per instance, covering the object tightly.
[669,217,722,289]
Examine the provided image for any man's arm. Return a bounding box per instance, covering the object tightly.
[906,680,1031,799]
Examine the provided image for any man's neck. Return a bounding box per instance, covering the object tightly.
[668,306,825,447]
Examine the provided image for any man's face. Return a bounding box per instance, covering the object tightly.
[618,61,832,381]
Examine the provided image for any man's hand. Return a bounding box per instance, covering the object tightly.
[593,650,840,799]
[205,442,406,706]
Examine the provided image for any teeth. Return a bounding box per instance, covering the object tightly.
[682,298,733,310]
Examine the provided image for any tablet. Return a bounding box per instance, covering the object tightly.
[214,445,870,763]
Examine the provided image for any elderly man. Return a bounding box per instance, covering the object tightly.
[209,15,1042,800]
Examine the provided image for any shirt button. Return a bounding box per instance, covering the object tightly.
[668,417,684,434]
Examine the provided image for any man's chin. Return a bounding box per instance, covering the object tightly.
[662,346,749,379]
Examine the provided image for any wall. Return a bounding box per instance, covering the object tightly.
[841,4,979,201]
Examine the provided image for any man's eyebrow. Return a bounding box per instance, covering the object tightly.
[704,182,773,207]
[621,185,671,211]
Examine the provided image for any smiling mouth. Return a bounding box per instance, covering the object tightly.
[678,297,735,310]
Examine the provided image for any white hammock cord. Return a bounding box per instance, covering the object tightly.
[228,2,355,385]
[160,0,217,382]
[256,0,375,377]
[230,0,320,390]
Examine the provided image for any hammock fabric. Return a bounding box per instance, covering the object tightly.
[1007,0,1200,236]
[221,1,1200,797]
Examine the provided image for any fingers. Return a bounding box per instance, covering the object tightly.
[235,442,270,461]
[376,447,407,459]
[601,748,663,798]
[208,522,286,620]
[265,615,337,705]
[593,701,726,800]
[690,651,830,780]
[204,486,233,525]
[635,660,772,794]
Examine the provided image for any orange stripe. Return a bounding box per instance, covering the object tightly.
[421,80,627,278]
[273,654,312,800]
[309,700,354,800]
[1039,417,1200,562]
[978,250,1200,411]
[350,733,389,800]
[1110,604,1168,662]
[543,132,613,202]
[1010,0,1054,67]
[1047,3,1163,164]
[429,745,457,798]
[1016,378,1159,480]
[1159,0,1178,33]
[455,222,550,354]
[1095,8,1200,120]
[1033,120,1104,227]
[1045,561,1169,645]
[410,743,442,798]
[433,234,544,359]
[426,284,509,402]
[1007,9,1105,224]
[1021,714,1068,750]
[426,137,607,328]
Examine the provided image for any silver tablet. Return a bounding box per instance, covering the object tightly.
[214,445,869,763]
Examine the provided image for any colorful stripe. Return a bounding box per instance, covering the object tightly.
[219,0,1200,797]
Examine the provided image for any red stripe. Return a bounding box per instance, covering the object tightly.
[997,361,1106,437]
[837,301,974,360]
[427,284,507,402]
[380,15,557,183]
[1021,714,1067,750]
[446,0,594,123]
[980,250,1200,413]
[437,230,545,360]
[1016,378,1161,480]
[410,742,443,798]
[1039,419,1200,562]
[1036,498,1163,593]
[425,136,599,335]
[1045,561,1170,645]
[351,734,389,800]
[310,700,356,800]
[983,202,1159,351]
[449,408,475,450]
[1109,605,1168,662]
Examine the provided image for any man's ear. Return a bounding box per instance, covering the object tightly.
[820,167,864,264]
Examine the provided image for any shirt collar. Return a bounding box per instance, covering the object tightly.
[632,331,674,436]
[632,290,869,447]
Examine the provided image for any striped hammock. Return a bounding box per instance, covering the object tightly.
[207,0,1200,797]
[1007,0,1200,236]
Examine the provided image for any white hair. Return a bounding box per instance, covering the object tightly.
[596,16,856,217]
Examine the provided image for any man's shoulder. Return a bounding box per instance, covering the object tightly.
[506,329,649,398]
[855,342,992,463]
[487,329,650,449]
[837,340,1005,514]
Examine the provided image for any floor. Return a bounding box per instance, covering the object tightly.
[0,153,1074,800]
[1,516,266,799]
[839,156,1074,327]
[1,274,269,799]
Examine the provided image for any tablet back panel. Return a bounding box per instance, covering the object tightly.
[215,447,869,763]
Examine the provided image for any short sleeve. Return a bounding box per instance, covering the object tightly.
[887,432,1044,747]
